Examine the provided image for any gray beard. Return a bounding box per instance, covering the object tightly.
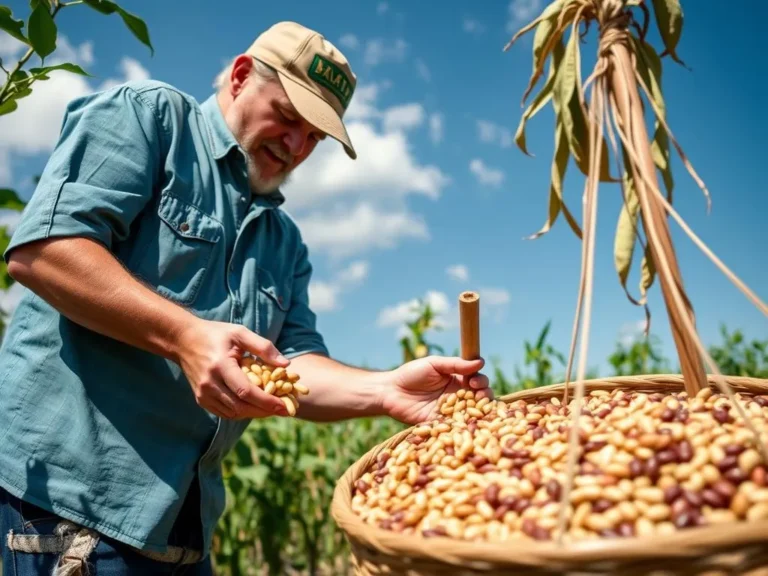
[245,153,291,195]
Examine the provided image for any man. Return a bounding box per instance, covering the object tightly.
[0,21,490,575]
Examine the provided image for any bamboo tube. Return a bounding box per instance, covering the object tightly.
[610,44,706,397]
[459,291,480,361]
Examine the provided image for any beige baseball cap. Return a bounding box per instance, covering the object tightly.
[246,21,357,160]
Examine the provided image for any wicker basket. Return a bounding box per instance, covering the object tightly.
[331,374,768,576]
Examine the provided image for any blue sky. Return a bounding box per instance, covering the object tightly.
[1,0,766,380]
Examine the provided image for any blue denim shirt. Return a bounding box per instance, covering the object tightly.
[0,80,328,555]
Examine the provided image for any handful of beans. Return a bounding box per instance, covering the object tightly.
[351,387,768,542]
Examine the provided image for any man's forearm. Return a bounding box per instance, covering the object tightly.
[6,237,198,363]
[288,353,391,422]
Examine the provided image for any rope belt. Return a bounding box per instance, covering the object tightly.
[6,520,203,576]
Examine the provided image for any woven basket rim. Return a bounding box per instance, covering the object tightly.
[331,373,768,569]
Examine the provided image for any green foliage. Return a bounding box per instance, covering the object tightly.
[709,325,768,379]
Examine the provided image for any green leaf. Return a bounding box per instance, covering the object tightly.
[82,0,118,14]
[115,6,153,56]
[0,6,27,44]
[0,226,11,290]
[0,189,26,211]
[650,0,685,66]
[526,118,582,240]
[27,2,57,60]
[29,62,92,78]
[83,0,154,55]
[233,464,270,486]
[0,98,18,116]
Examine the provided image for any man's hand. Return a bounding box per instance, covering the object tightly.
[381,355,492,425]
[175,319,291,420]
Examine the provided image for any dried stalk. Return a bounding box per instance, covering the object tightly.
[505,0,768,546]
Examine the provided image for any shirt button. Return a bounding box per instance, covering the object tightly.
[240,197,246,203]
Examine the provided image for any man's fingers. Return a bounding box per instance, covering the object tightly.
[430,356,485,376]
[220,359,288,416]
[467,373,490,389]
[234,327,289,367]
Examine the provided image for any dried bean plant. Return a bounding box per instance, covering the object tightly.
[504,0,768,543]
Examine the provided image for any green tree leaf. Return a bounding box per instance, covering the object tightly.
[650,0,685,66]
[27,2,57,60]
[0,98,19,116]
[0,6,27,44]
[29,62,92,78]
[0,189,26,211]
[83,0,154,55]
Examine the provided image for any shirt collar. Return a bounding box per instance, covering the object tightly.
[200,93,286,208]
[201,93,240,160]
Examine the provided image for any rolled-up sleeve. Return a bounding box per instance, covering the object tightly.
[4,85,163,262]
[277,241,330,359]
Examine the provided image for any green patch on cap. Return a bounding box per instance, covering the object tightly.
[308,54,354,109]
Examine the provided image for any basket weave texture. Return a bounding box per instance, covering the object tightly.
[331,374,768,576]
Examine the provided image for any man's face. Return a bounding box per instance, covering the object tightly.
[224,59,326,194]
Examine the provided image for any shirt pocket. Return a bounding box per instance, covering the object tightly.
[256,267,292,344]
[136,192,223,306]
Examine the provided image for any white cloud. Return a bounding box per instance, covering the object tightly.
[429,113,443,145]
[446,264,469,282]
[618,319,648,346]
[383,103,424,133]
[478,287,511,323]
[415,59,431,82]
[463,18,485,35]
[346,83,385,121]
[0,37,151,179]
[308,260,370,313]
[337,260,369,285]
[377,2,389,15]
[282,83,449,260]
[377,290,451,329]
[364,38,407,67]
[338,34,360,50]
[294,203,428,260]
[308,281,337,312]
[0,34,26,61]
[98,58,151,91]
[507,0,542,33]
[479,287,511,307]
[470,159,505,187]
[47,36,95,67]
[477,120,513,148]
[284,111,448,212]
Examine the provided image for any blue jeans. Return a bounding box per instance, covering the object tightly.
[0,487,214,575]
